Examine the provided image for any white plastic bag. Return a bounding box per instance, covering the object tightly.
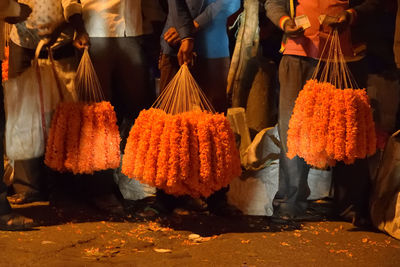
[3,41,63,160]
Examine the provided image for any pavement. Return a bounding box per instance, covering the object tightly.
[0,197,399,267]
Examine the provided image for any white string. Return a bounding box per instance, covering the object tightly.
[312,29,359,90]
[152,64,215,114]
[75,48,105,103]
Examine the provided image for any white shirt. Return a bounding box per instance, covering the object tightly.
[80,0,144,37]
[0,0,20,59]
[10,0,82,49]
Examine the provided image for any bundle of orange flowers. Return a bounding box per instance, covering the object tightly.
[122,108,242,198]
[287,79,376,168]
[2,46,9,81]
[45,101,121,174]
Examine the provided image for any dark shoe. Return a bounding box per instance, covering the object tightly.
[271,209,323,223]
[0,213,35,231]
[352,215,372,229]
[8,192,46,205]
[89,194,125,216]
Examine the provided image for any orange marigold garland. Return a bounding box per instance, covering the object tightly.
[154,113,172,188]
[221,115,242,187]
[166,115,182,189]
[133,109,157,178]
[287,80,317,159]
[184,111,202,198]
[46,102,69,172]
[142,109,166,186]
[123,108,242,198]
[178,114,191,184]
[64,103,82,173]
[121,110,150,179]
[358,90,377,156]
[197,113,213,188]
[209,115,226,192]
[287,80,377,168]
[298,82,320,163]
[44,103,63,171]
[332,88,347,162]
[77,104,95,174]
[45,101,121,174]
[354,90,367,159]
[92,103,108,171]
[102,102,121,170]
[343,89,358,165]
[2,46,9,81]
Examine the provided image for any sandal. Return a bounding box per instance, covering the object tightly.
[8,192,46,205]
[0,213,35,231]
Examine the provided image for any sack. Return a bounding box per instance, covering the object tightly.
[4,41,63,160]
[370,130,400,240]
[227,126,280,216]
[227,125,332,216]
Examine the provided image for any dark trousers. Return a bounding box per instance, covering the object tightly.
[159,54,230,113]
[0,60,11,215]
[89,37,155,149]
[275,55,371,219]
[75,37,155,197]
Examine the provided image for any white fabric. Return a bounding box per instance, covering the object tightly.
[227,127,280,216]
[10,0,81,49]
[0,0,20,59]
[3,58,63,160]
[80,0,144,37]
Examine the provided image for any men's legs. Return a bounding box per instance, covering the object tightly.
[191,57,230,113]
[332,59,371,225]
[159,54,180,92]
[273,55,316,217]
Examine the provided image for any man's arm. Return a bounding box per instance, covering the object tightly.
[265,0,304,37]
[193,0,241,30]
[61,0,89,49]
[169,0,194,40]
[265,0,290,30]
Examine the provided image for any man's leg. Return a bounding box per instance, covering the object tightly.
[191,57,230,113]
[273,55,316,218]
[331,59,372,226]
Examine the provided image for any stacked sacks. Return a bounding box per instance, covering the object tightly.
[122,108,241,198]
[287,79,376,169]
[44,101,121,174]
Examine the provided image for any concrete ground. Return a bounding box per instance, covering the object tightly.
[0,197,399,267]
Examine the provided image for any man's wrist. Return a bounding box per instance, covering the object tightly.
[279,16,291,30]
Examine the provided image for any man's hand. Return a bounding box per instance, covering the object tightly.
[73,31,90,50]
[283,19,304,38]
[177,38,194,66]
[4,3,32,24]
[164,27,181,46]
[40,22,67,48]
[328,11,352,33]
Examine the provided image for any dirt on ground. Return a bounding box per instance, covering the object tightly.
[0,196,399,267]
